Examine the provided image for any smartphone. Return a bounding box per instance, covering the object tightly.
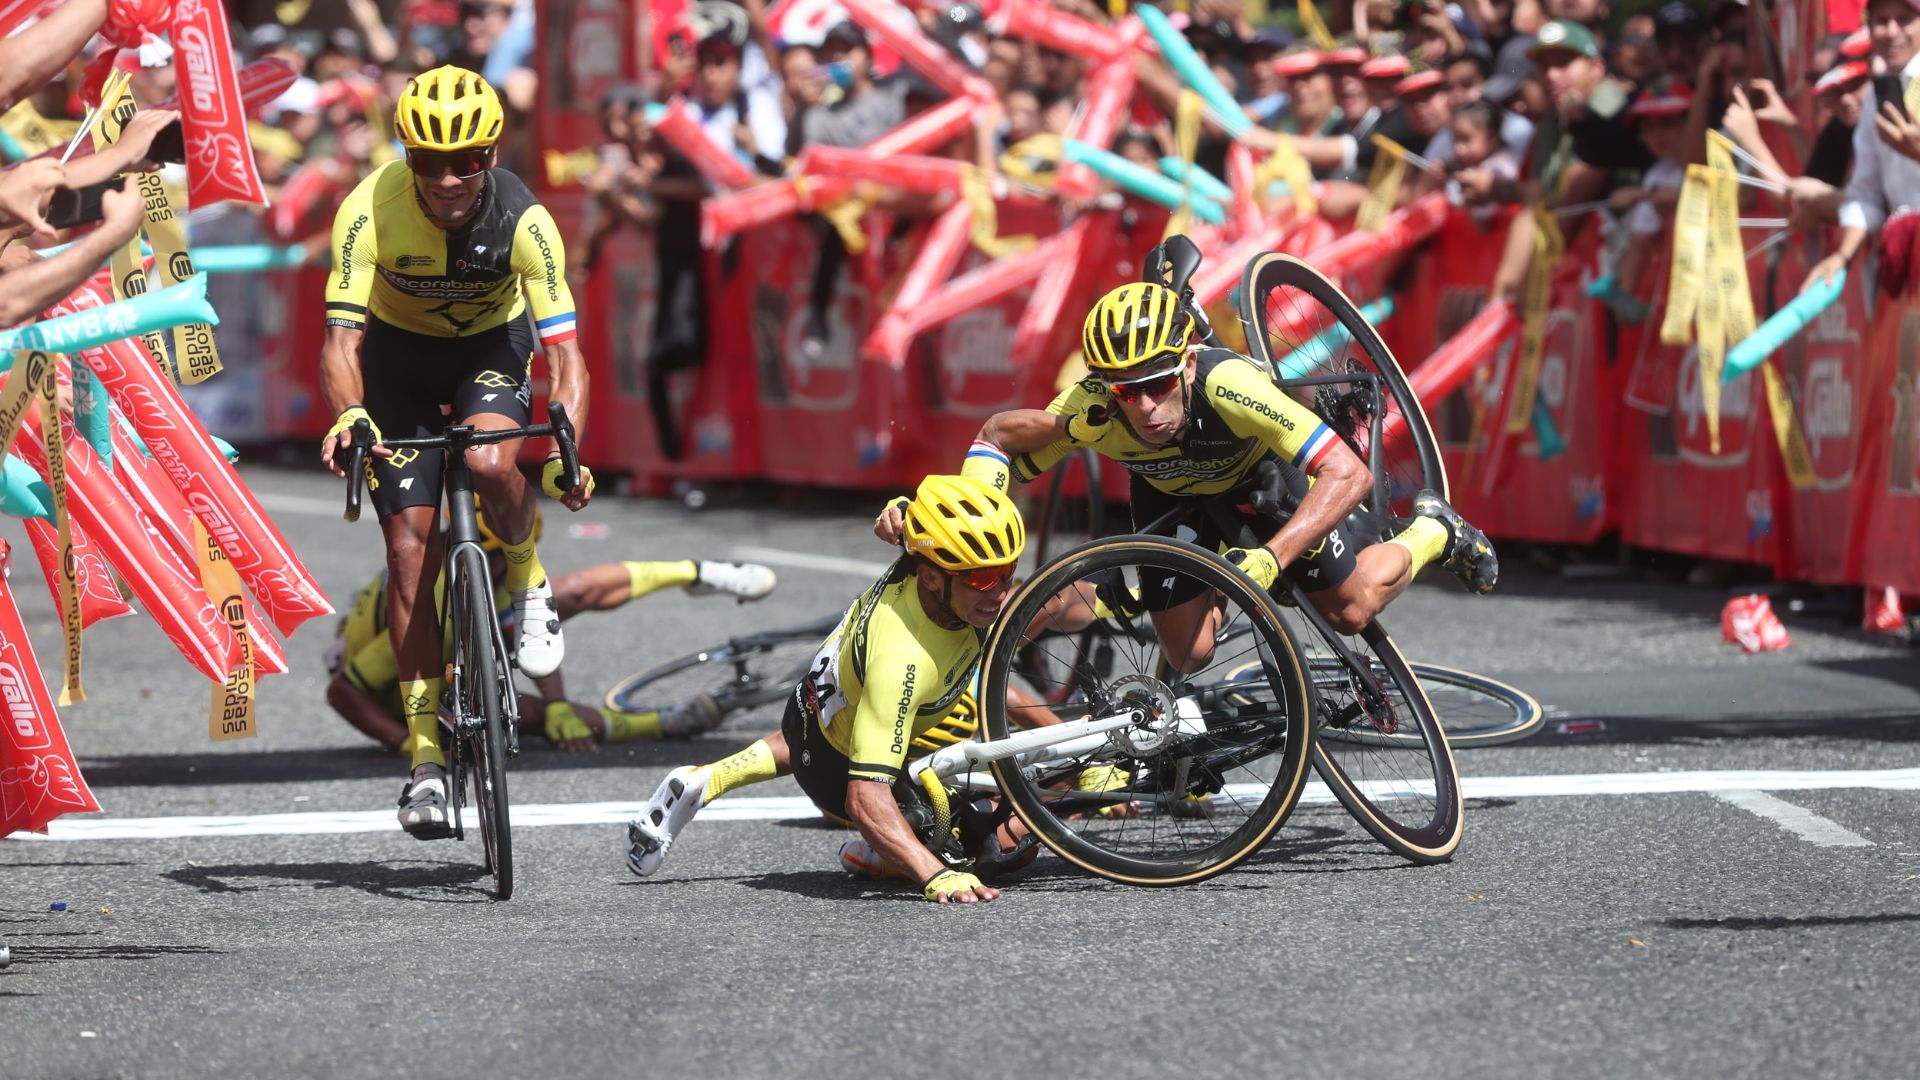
[44,176,128,230]
[1875,73,1908,120]
[148,119,185,164]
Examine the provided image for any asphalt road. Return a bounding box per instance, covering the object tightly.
[4,465,1917,1079]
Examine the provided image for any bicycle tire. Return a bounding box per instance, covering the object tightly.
[1031,447,1105,567]
[1214,655,1544,748]
[601,614,839,726]
[456,545,514,899]
[1304,622,1462,863]
[1239,252,1449,535]
[980,535,1315,887]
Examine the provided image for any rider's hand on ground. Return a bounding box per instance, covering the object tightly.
[320,407,388,477]
[543,700,598,752]
[873,496,908,545]
[923,868,998,904]
[542,457,595,511]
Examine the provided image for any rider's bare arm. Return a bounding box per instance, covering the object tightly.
[318,324,371,475]
[845,778,951,884]
[541,337,590,451]
[1269,440,1369,568]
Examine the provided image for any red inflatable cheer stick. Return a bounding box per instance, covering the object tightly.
[23,514,133,630]
[984,0,1127,63]
[651,98,761,191]
[1058,57,1138,202]
[0,540,99,840]
[863,199,975,368]
[840,0,995,101]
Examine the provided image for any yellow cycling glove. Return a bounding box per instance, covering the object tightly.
[1065,405,1111,444]
[543,700,596,744]
[1225,546,1280,591]
[323,407,381,463]
[541,457,596,500]
[923,868,986,902]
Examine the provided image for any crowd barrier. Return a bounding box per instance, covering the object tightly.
[225,191,1913,597]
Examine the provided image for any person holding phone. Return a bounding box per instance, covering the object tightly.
[1804,0,1920,293]
[0,177,144,328]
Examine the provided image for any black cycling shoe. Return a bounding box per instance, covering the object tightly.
[1412,490,1499,595]
[397,763,454,840]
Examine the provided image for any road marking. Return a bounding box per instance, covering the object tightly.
[729,545,891,579]
[12,767,1920,843]
[254,492,346,517]
[1712,789,1874,848]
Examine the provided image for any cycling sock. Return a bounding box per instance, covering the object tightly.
[700,739,778,805]
[504,535,546,593]
[1387,516,1451,578]
[625,560,698,600]
[401,677,446,769]
[603,707,664,742]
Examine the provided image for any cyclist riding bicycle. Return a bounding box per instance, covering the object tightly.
[324,503,779,753]
[317,66,595,837]
[625,476,1028,905]
[878,279,1498,674]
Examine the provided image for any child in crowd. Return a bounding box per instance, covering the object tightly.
[1444,99,1521,228]
[1592,77,1693,325]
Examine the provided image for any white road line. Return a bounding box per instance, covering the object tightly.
[1712,789,1874,848]
[729,545,891,579]
[11,767,1920,843]
[254,492,347,517]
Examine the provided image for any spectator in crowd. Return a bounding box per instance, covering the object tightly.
[1444,97,1523,226]
[1609,12,1662,85]
[1653,1,1708,81]
[1804,59,1871,187]
[1597,76,1695,323]
[1486,33,1552,123]
[0,0,108,113]
[1359,54,1413,112]
[1430,49,1537,160]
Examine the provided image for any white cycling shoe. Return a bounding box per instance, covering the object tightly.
[512,578,564,678]
[397,763,451,839]
[687,561,778,602]
[625,765,709,877]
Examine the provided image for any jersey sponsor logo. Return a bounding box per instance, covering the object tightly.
[892,663,917,755]
[525,222,561,304]
[395,254,434,269]
[1213,383,1297,431]
[337,214,369,288]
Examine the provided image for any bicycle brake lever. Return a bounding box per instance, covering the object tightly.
[546,401,581,493]
[343,419,373,523]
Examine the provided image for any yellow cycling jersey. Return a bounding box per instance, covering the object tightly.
[1008,348,1341,497]
[800,568,986,786]
[325,159,578,344]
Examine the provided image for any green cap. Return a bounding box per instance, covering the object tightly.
[1528,20,1602,62]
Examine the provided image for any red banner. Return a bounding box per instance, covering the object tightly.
[1849,290,1920,596]
[171,0,268,207]
[58,283,332,637]
[0,540,98,839]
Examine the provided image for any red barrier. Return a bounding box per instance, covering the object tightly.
[1849,289,1920,596]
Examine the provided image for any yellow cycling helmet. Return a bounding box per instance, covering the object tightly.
[394,65,504,152]
[1081,281,1195,378]
[474,499,543,553]
[903,476,1025,571]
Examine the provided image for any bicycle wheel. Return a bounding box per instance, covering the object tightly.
[1298,620,1462,863]
[455,545,514,899]
[980,535,1315,886]
[1029,447,1105,568]
[1239,252,1448,538]
[1212,655,1543,749]
[602,614,838,727]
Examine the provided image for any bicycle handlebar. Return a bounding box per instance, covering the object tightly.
[341,401,582,522]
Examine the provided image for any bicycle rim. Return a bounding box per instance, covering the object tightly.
[1298,621,1462,863]
[982,536,1314,886]
[602,614,837,728]
[1213,657,1543,749]
[459,548,513,899]
[1239,252,1447,537]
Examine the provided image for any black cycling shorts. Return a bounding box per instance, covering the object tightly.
[1129,457,1357,611]
[782,689,898,824]
[359,314,534,518]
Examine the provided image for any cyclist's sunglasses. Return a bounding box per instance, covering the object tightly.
[955,565,1014,591]
[1106,366,1183,404]
[407,147,493,180]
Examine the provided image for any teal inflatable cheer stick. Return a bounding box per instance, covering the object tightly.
[1723,269,1846,383]
[1135,5,1251,138]
[0,457,52,519]
[1062,140,1227,223]
[191,244,321,273]
[1158,157,1235,203]
[0,273,218,354]
[1532,397,1566,461]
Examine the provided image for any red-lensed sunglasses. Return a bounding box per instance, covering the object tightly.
[1109,368,1182,404]
[407,147,493,180]
[956,565,1015,591]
